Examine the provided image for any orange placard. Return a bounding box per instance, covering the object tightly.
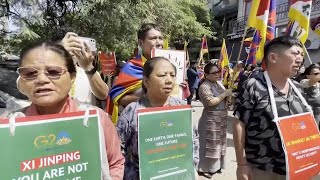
[98,52,116,76]
[277,112,320,180]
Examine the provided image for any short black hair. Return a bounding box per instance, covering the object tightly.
[263,36,303,64]
[190,61,197,65]
[204,63,218,74]
[303,63,320,77]
[19,41,76,74]
[137,23,161,40]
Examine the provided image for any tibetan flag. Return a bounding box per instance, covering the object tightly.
[286,0,312,43]
[267,0,276,40]
[222,68,229,87]
[163,38,169,50]
[244,37,253,55]
[244,37,253,45]
[201,36,209,54]
[246,30,261,65]
[311,17,320,38]
[106,55,144,124]
[247,0,276,62]
[219,39,229,68]
[184,40,188,51]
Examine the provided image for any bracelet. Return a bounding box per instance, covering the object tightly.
[85,63,97,75]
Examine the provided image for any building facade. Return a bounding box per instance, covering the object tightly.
[205,0,239,60]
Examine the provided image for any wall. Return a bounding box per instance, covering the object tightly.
[238,0,245,18]
[212,0,238,16]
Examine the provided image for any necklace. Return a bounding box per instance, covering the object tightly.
[271,80,289,97]
[273,85,290,99]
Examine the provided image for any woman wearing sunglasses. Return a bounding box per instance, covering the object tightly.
[300,63,320,128]
[8,41,124,179]
[197,63,232,179]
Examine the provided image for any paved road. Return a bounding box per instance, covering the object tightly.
[191,100,237,180]
[191,100,320,180]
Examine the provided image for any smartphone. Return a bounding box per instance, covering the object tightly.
[77,37,97,52]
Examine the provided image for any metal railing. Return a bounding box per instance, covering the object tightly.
[226,16,247,35]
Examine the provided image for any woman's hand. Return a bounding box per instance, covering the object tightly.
[61,32,82,52]
[179,82,187,88]
[236,165,252,180]
[224,89,233,97]
[61,32,95,71]
[73,43,95,71]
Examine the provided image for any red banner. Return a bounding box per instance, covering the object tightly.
[98,52,116,76]
[277,112,320,180]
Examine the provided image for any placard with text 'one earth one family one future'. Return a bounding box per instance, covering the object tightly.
[138,105,195,180]
[0,110,103,180]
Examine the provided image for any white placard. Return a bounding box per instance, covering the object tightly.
[151,48,186,99]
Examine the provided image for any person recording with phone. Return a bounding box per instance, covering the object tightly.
[52,32,109,106]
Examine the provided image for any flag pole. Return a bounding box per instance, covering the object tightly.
[224,43,235,79]
[236,27,248,64]
[198,51,202,66]
[229,43,235,61]
[303,44,313,65]
[207,36,210,61]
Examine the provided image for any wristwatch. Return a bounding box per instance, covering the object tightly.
[85,63,97,75]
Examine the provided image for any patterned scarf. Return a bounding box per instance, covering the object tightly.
[106,55,145,124]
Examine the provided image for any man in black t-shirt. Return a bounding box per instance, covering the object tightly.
[233,36,311,180]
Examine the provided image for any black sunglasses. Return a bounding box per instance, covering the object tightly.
[208,70,221,74]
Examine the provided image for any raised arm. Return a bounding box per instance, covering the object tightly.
[86,71,109,100]
[198,83,232,107]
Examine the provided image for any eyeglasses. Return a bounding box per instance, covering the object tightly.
[208,70,221,74]
[17,66,67,81]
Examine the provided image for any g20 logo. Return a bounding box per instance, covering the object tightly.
[160,121,174,127]
[34,131,72,148]
[34,134,56,148]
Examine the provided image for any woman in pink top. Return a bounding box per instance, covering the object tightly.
[8,41,124,179]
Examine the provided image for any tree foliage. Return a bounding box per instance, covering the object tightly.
[1,0,215,59]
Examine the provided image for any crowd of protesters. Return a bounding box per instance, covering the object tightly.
[0,22,319,180]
